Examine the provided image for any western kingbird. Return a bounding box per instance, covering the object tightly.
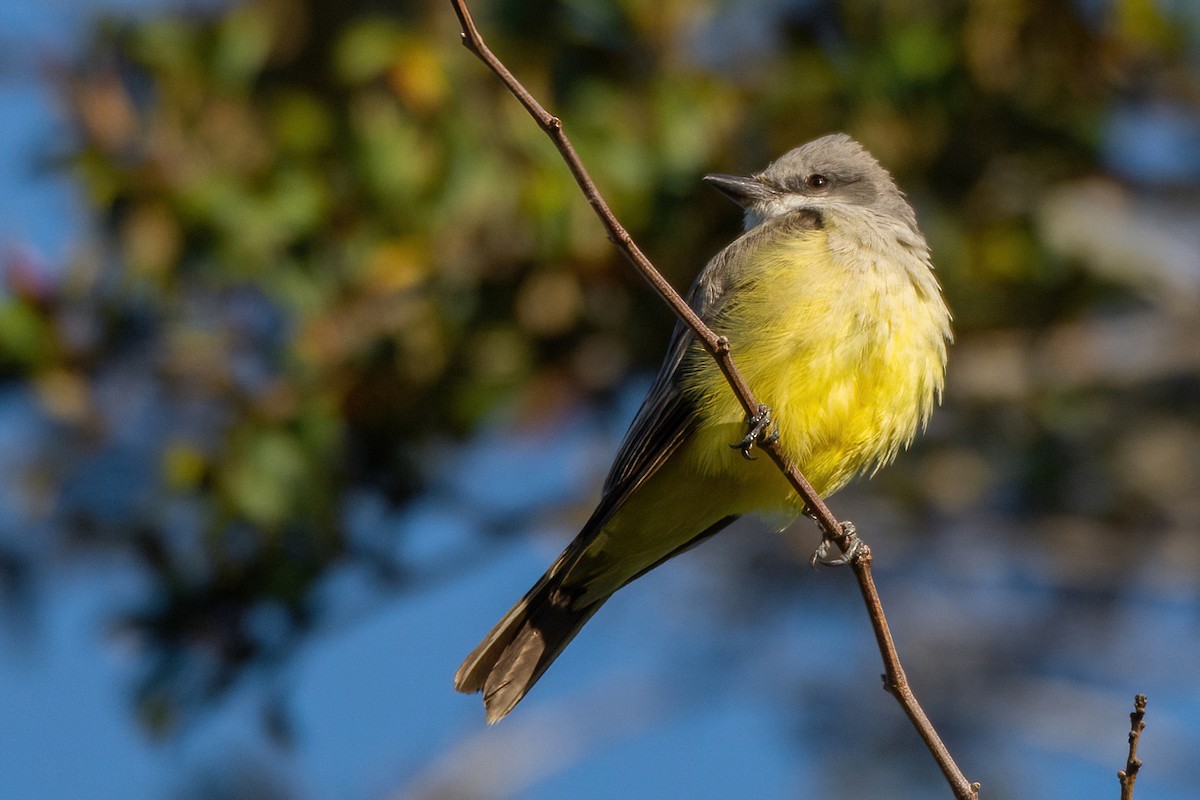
[455,133,952,723]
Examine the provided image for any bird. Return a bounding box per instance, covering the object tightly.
[455,133,952,723]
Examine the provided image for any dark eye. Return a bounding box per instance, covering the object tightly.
[806,174,829,190]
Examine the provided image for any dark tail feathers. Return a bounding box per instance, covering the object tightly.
[455,514,737,723]
[454,564,603,724]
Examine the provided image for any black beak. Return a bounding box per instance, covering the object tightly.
[703,173,772,208]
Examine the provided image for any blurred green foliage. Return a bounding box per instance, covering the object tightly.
[1,0,1197,734]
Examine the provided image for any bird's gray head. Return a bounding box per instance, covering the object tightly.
[704,134,919,233]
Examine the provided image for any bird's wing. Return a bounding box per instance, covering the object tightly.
[587,247,737,526]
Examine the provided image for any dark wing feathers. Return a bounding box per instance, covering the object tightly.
[597,248,734,507]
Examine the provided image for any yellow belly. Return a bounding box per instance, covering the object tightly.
[680,224,948,509]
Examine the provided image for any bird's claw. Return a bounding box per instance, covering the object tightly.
[731,404,777,460]
[809,521,864,568]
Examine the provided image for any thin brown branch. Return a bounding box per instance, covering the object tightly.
[449,3,978,798]
[1118,694,1147,800]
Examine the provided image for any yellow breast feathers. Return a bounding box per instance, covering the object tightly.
[680,215,950,504]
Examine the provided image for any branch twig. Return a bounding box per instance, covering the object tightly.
[1118,694,1147,800]
[449,3,978,797]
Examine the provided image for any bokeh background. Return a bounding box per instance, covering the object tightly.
[2,0,1199,797]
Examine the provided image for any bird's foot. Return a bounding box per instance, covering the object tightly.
[731,404,778,460]
[809,521,865,568]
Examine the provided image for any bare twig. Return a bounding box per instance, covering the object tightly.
[449,3,978,797]
[1118,694,1147,800]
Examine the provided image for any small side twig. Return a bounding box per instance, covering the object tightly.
[1118,694,1147,800]
[449,3,978,798]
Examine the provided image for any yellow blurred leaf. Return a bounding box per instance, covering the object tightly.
[0,301,54,368]
[1111,0,1175,48]
[974,223,1038,281]
[162,442,208,490]
[269,90,334,155]
[388,39,448,113]
[364,240,427,292]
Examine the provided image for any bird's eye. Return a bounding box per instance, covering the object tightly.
[806,174,829,190]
